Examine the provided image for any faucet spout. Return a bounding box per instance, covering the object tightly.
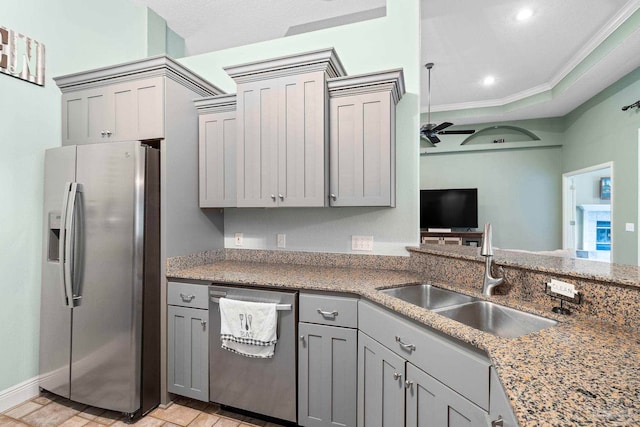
[480,224,504,296]
[482,256,504,296]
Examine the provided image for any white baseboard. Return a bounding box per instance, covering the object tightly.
[0,376,40,413]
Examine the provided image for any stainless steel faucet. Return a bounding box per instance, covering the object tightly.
[481,223,504,296]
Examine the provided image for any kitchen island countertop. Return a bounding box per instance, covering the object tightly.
[168,258,640,426]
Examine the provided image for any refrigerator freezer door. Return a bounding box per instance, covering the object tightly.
[40,145,77,398]
[69,141,146,414]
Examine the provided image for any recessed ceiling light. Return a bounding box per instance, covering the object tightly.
[516,8,533,21]
[483,76,495,86]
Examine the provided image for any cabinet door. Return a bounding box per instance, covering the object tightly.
[110,77,164,141]
[167,305,209,401]
[277,72,327,207]
[61,87,110,145]
[236,80,279,207]
[406,363,486,427]
[199,111,237,207]
[299,323,357,427]
[488,368,518,427]
[357,332,405,427]
[329,92,393,207]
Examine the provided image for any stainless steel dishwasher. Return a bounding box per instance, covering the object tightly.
[209,284,297,423]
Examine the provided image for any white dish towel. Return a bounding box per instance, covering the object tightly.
[219,297,278,358]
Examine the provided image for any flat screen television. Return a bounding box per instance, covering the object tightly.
[420,188,478,229]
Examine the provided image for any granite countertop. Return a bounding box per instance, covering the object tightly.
[410,244,640,289]
[168,260,640,426]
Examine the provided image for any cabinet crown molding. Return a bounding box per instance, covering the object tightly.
[224,48,347,83]
[54,55,224,97]
[327,69,406,105]
[194,93,237,114]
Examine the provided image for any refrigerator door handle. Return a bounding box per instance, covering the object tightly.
[65,182,82,306]
[59,182,73,307]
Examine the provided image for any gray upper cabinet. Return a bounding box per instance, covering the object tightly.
[55,56,224,146]
[195,94,237,208]
[225,49,346,207]
[327,70,405,207]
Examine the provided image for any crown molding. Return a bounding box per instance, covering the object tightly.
[224,48,347,83]
[327,69,405,104]
[54,55,224,97]
[194,93,237,114]
[423,1,640,115]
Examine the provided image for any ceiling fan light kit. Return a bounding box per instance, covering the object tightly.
[420,62,475,145]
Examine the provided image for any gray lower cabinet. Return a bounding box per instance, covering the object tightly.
[167,305,209,401]
[358,330,487,427]
[406,363,486,427]
[298,323,357,427]
[357,332,405,427]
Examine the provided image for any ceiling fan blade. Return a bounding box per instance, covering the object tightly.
[431,122,453,133]
[439,130,476,135]
[427,134,441,144]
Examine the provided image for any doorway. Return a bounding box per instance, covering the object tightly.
[562,162,613,263]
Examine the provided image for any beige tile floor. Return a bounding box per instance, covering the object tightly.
[0,392,287,427]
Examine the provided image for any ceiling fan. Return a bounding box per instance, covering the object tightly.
[420,62,476,144]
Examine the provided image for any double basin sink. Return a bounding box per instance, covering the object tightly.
[382,284,557,338]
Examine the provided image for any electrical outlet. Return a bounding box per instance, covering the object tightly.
[352,235,374,251]
[277,234,286,248]
[235,232,243,246]
[548,279,577,298]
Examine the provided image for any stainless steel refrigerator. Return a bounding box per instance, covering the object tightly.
[39,140,160,418]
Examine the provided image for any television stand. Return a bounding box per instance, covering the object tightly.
[420,231,483,247]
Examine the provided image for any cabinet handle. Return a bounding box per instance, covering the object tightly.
[405,380,414,389]
[100,131,106,137]
[278,194,284,200]
[395,336,416,352]
[201,320,207,327]
[491,416,504,427]
[317,309,338,318]
[393,372,402,381]
[271,194,276,201]
[330,194,337,201]
[105,130,112,137]
[180,293,195,302]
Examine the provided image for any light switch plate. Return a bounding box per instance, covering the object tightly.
[626,223,635,232]
[352,235,374,251]
[277,234,286,248]
[235,232,243,246]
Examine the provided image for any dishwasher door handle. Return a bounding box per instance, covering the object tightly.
[209,296,292,311]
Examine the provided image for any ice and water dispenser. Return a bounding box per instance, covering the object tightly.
[48,211,61,262]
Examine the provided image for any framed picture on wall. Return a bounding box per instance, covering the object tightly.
[600,177,611,200]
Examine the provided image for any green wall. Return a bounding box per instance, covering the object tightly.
[420,118,565,250]
[179,0,421,255]
[0,0,151,393]
[420,69,640,264]
[563,67,640,265]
